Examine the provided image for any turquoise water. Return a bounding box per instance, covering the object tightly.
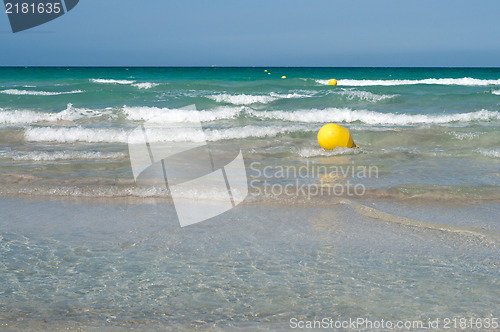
[0,67,499,196]
[0,67,499,330]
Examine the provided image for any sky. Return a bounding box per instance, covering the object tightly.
[1,0,500,67]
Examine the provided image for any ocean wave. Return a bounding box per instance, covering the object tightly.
[297,147,361,158]
[24,124,309,143]
[207,94,277,105]
[449,131,479,140]
[249,109,500,125]
[123,105,244,123]
[5,185,171,199]
[90,79,135,85]
[317,77,500,86]
[132,82,159,89]
[348,125,399,132]
[2,181,497,202]
[24,127,130,143]
[207,92,311,105]
[492,90,500,95]
[333,89,397,102]
[206,125,307,141]
[9,151,126,161]
[270,92,314,98]
[90,79,158,89]
[476,148,500,158]
[4,104,499,128]
[0,110,59,125]
[0,89,83,96]
[1,183,238,200]
[0,103,109,125]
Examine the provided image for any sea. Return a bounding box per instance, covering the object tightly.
[0,67,499,331]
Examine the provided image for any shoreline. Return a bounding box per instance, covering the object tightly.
[1,192,499,239]
[1,183,499,205]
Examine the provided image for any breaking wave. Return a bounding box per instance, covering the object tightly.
[0,89,83,96]
[333,89,397,102]
[8,151,126,161]
[90,79,158,89]
[297,147,362,158]
[24,124,310,143]
[207,92,312,105]
[0,104,107,125]
[317,77,500,86]
[132,82,159,89]
[249,108,500,125]
[123,105,244,123]
[476,148,500,159]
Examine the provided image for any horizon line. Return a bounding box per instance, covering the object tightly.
[1,65,500,69]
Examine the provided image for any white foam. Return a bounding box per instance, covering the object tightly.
[4,184,240,200]
[91,79,158,89]
[492,90,500,95]
[0,103,107,125]
[11,185,171,198]
[317,77,500,86]
[123,106,243,123]
[297,147,361,158]
[348,125,399,132]
[25,127,129,143]
[271,92,314,98]
[207,92,312,105]
[205,125,306,141]
[334,89,397,102]
[249,109,500,125]
[132,82,159,89]
[0,110,60,125]
[476,148,500,158]
[0,89,83,96]
[90,79,136,85]
[24,124,308,143]
[207,94,277,105]
[11,151,126,161]
[449,131,479,140]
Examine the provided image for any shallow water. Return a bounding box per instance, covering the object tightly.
[0,196,498,331]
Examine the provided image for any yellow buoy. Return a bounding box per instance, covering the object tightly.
[328,79,338,86]
[281,76,286,79]
[317,123,359,150]
[264,70,268,72]
[268,72,271,75]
